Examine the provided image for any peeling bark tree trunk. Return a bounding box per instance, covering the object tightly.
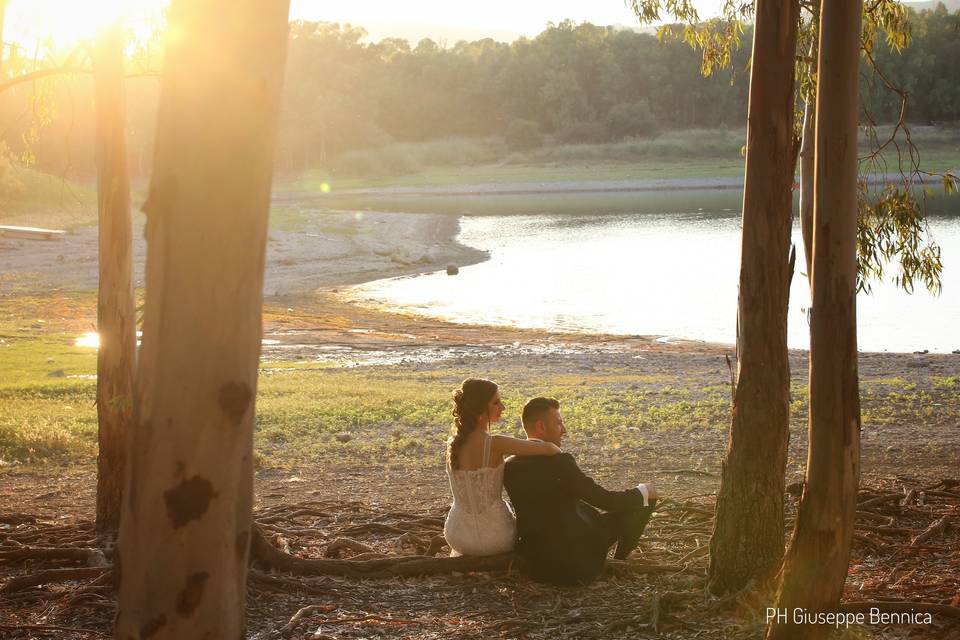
[766,0,862,638]
[707,0,799,596]
[115,1,290,638]
[93,27,135,535]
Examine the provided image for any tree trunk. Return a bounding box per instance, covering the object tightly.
[766,0,862,638]
[93,27,135,535]
[707,0,799,596]
[114,1,290,638]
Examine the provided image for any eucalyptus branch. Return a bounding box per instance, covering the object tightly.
[0,66,89,93]
[0,66,160,93]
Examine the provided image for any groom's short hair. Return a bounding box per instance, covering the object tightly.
[521,397,560,432]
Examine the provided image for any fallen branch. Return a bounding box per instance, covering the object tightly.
[0,623,106,637]
[925,490,960,500]
[248,570,330,594]
[857,494,902,510]
[0,566,110,593]
[911,515,951,547]
[855,524,914,535]
[901,488,917,506]
[323,537,376,557]
[280,603,337,637]
[856,510,894,524]
[0,546,108,565]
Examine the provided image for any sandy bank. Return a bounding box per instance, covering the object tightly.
[0,208,486,296]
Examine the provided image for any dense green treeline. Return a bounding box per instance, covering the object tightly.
[0,5,957,183]
[276,19,750,169]
[862,3,960,123]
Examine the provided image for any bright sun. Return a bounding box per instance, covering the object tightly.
[5,0,168,50]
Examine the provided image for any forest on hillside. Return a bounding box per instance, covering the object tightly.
[0,3,958,181]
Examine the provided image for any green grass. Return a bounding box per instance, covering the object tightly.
[0,328,100,463]
[310,188,747,216]
[0,316,735,465]
[284,156,747,193]
[2,318,959,467]
[276,125,960,196]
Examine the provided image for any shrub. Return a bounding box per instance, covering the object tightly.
[332,146,420,177]
[605,101,659,140]
[557,122,610,144]
[396,137,502,166]
[505,119,543,151]
[0,144,25,207]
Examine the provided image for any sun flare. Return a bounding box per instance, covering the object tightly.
[74,331,100,349]
[5,0,168,50]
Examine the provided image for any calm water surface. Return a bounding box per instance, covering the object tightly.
[349,210,960,353]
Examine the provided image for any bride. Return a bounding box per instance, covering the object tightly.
[443,378,560,556]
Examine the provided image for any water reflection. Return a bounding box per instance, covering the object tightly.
[350,211,960,353]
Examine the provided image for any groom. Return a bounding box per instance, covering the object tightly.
[503,397,657,585]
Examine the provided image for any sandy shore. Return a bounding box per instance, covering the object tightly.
[0,207,487,296]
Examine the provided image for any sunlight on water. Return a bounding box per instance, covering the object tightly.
[350,211,960,353]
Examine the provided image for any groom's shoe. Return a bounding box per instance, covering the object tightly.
[613,500,657,560]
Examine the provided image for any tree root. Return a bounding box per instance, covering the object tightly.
[250,525,520,578]
[0,546,109,565]
[0,566,111,593]
[323,537,376,557]
[250,524,683,579]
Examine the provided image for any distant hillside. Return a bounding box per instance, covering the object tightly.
[904,0,960,12]
[358,21,522,45]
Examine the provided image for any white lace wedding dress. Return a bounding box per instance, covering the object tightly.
[444,434,517,556]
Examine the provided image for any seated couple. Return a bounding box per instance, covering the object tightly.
[443,378,658,586]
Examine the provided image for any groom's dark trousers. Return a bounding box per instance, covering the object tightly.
[504,452,655,586]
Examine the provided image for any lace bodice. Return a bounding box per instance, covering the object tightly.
[447,464,507,515]
[444,434,517,556]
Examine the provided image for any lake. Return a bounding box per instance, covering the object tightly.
[348,205,960,353]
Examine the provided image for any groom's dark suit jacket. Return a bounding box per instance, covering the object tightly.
[503,452,647,585]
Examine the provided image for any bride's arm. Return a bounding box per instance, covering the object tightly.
[491,435,560,460]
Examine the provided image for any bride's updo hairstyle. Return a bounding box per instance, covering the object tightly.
[448,378,498,470]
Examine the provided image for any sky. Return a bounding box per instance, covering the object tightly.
[3,0,727,49]
[288,0,725,37]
